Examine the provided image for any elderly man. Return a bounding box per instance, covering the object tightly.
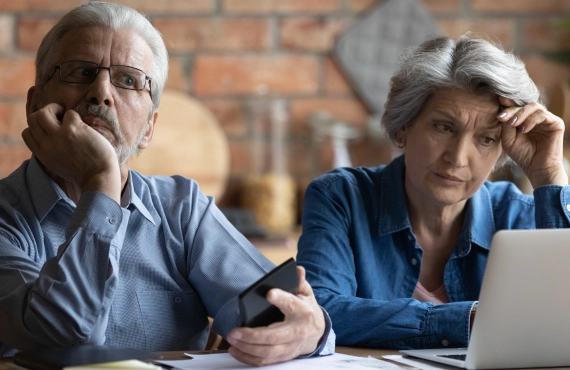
[0,1,333,365]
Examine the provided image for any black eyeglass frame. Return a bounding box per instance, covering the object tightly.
[49,60,153,98]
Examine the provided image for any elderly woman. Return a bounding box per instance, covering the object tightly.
[296,35,570,349]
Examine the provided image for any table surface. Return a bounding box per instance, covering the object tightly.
[0,347,399,370]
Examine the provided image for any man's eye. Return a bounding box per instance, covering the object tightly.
[116,74,135,87]
[71,67,97,77]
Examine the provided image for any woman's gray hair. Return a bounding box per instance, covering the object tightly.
[382,35,540,166]
[35,1,168,111]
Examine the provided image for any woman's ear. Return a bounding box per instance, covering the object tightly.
[396,128,407,148]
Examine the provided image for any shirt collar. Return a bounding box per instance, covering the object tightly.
[460,183,496,253]
[26,155,155,226]
[124,170,156,226]
[377,154,496,254]
[378,155,412,236]
[26,155,74,222]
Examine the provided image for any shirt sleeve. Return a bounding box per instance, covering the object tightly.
[533,185,570,228]
[0,191,129,353]
[297,181,473,349]
[184,189,335,355]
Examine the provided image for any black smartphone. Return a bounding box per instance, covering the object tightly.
[238,258,298,328]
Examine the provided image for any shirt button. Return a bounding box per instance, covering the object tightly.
[411,258,418,266]
[108,217,117,225]
[566,204,570,212]
[407,234,412,241]
[442,339,449,347]
[174,296,183,303]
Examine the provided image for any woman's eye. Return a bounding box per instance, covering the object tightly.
[436,124,452,132]
[482,137,497,145]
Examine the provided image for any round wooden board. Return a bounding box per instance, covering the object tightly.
[129,89,230,199]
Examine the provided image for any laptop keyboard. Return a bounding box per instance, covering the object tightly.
[437,354,467,361]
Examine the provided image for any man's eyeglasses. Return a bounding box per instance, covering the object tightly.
[50,60,152,98]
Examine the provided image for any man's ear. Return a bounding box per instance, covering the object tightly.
[138,110,158,150]
[26,86,39,115]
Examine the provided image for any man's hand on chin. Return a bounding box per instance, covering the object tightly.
[226,266,326,367]
[22,103,121,203]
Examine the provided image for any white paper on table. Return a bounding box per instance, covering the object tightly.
[156,352,404,370]
[383,355,458,370]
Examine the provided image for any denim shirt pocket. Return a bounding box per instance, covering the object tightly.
[136,290,209,351]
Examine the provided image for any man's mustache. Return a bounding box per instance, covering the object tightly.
[73,103,120,132]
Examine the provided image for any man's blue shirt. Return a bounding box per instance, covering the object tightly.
[0,157,334,356]
[297,155,570,349]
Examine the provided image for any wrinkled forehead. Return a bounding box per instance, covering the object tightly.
[429,88,501,114]
[55,25,153,73]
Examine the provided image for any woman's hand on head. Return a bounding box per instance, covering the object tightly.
[498,96,568,188]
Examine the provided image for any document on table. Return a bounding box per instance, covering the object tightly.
[383,355,455,370]
[156,352,404,370]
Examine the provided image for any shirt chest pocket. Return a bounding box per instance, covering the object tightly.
[136,290,209,351]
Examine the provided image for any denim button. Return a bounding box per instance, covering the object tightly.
[566,204,570,212]
[108,217,117,225]
[410,258,418,266]
[442,339,449,347]
[407,234,412,241]
[174,296,183,303]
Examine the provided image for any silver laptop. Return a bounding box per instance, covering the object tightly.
[401,228,570,369]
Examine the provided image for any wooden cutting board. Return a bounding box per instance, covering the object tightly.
[129,89,230,199]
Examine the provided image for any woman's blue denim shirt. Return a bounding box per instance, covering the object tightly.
[297,155,570,349]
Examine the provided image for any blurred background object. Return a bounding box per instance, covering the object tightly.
[333,0,439,130]
[309,110,361,169]
[129,89,230,199]
[241,91,296,235]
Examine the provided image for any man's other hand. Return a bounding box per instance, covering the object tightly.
[226,266,326,367]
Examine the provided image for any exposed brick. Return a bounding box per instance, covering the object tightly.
[0,144,31,178]
[280,17,349,52]
[202,99,249,138]
[228,139,255,176]
[349,135,395,168]
[437,19,515,49]
[350,0,460,14]
[18,18,58,52]
[421,0,462,15]
[325,57,353,95]
[350,0,381,13]
[193,55,319,96]
[223,0,340,14]
[0,0,82,11]
[472,0,570,14]
[112,0,214,14]
[164,56,188,92]
[0,101,27,138]
[522,54,570,92]
[0,15,13,53]
[522,19,570,51]
[289,98,369,133]
[0,58,36,98]
[288,138,317,178]
[154,18,269,52]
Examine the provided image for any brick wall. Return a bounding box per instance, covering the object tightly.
[2,0,570,206]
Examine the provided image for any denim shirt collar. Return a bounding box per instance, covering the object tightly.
[377,154,496,256]
[26,155,155,225]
